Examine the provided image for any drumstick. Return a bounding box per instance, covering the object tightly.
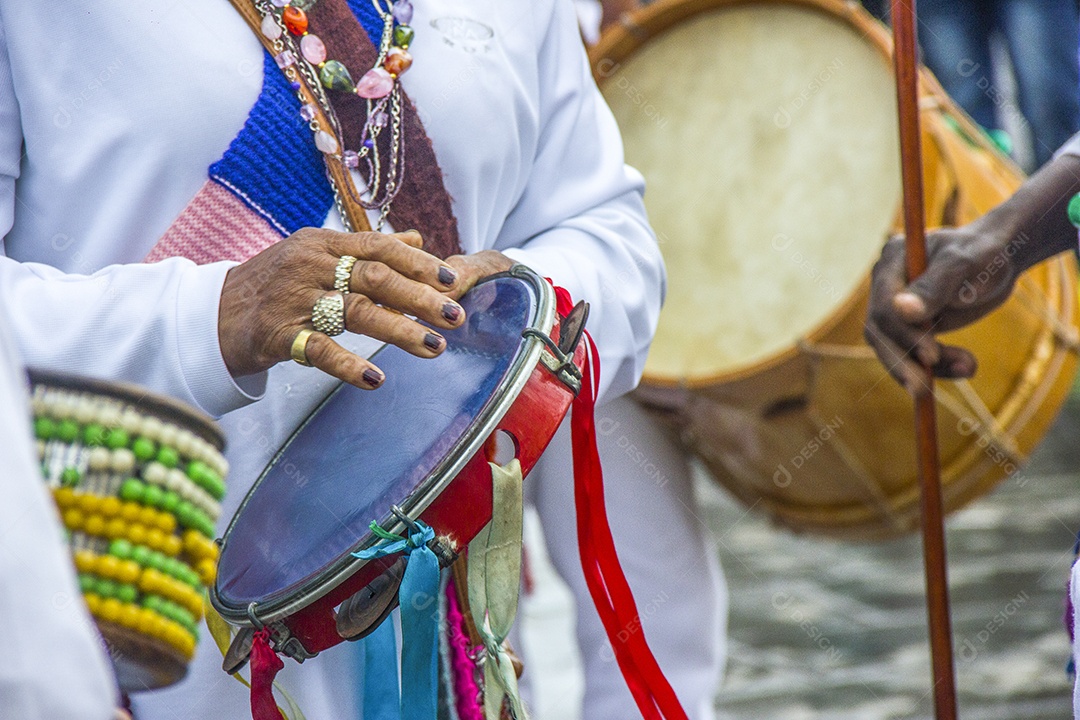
[889,3,958,719]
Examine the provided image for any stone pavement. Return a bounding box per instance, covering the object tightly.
[521,393,1080,719]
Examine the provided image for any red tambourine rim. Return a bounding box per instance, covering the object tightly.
[210,265,556,626]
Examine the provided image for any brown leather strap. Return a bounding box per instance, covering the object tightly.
[308,0,463,259]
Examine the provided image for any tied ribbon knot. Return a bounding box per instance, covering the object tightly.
[353,520,441,720]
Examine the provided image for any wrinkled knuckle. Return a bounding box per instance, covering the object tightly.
[355,261,392,289]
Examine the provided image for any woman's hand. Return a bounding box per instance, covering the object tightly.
[443,250,516,300]
[218,228,465,390]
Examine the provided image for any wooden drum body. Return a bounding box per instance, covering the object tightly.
[593,0,1080,538]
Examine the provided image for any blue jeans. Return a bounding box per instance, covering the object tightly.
[917,0,1080,167]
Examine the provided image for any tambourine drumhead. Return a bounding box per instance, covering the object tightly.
[601,0,900,382]
[215,271,550,618]
[595,0,1080,538]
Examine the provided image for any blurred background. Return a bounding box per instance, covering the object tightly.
[523,388,1080,719]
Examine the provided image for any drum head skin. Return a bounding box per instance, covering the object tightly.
[216,275,539,611]
[602,2,900,381]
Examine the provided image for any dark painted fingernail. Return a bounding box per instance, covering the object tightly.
[438,266,457,286]
[442,302,462,323]
[423,332,443,351]
[363,369,384,387]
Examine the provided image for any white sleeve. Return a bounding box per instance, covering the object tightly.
[496,0,665,406]
[0,15,264,420]
[0,311,117,720]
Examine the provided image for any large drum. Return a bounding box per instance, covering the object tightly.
[31,372,227,689]
[592,0,1080,539]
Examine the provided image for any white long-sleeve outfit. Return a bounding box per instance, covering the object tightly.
[0,307,118,720]
[0,0,724,717]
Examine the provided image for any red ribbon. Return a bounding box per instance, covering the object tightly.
[571,330,688,720]
[249,628,285,720]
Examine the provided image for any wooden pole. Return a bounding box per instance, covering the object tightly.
[888,2,958,718]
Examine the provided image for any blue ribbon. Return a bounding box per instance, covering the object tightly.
[353,521,441,720]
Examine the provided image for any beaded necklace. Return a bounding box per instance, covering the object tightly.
[256,0,415,231]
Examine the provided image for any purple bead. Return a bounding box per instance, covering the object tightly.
[274,50,297,69]
[299,103,317,122]
[372,111,389,128]
[363,138,375,149]
[290,81,302,91]
[343,150,360,168]
[392,0,413,25]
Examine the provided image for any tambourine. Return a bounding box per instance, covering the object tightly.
[211,265,587,669]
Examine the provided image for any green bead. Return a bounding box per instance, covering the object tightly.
[57,420,79,443]
[393,24,414,48]
[105,428,130,450]
[1069,194,1080,230]
[119,478,144,503]
[34,417,57,441]
[207,472,225,500]
[186,460,204,479]
[97,579,117,598]
[161,491,180,513]
[291,0,316,10]
[182,568,200,588]
[131,545,152,566]
[116,584,137,603]
[143,485,165,508]
[132,437,156,462]
[156,446,180,469]
[83,423,106,447]
[142,595,161,611]
[78,574,95,593]
[320,60,355,92]
[176,502,195,528]
[109,539,133,560]
[60,467,81,487]
[149,552,167,573]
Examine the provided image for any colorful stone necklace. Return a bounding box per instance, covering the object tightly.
[256,0,415,231]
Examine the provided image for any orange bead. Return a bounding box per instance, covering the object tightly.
[383,47,412,77]
[283,6,308,35]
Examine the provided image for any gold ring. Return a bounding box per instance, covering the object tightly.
[291,329,315,366]
[312,292,346,336]
[334,255,357,295]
